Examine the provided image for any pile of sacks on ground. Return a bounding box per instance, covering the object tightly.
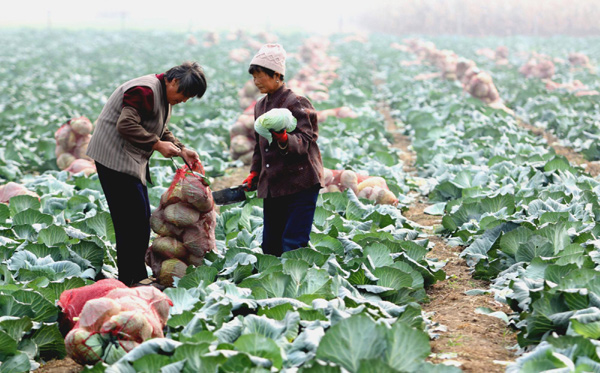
[228,31,279,64]
[287,36,340,102]
[475,46,510,66]
[185,31,220,47]
[229,104,256,165]
[321,168,398,206]
[0,182,39,204]
[545,79,599,97]
[55,116,97,176]
[519,53,556,79]
[519,52,598,97]
[145,161,216,287]
[568,52,595,73]
[398,39,504,107]
[59,279,172,365]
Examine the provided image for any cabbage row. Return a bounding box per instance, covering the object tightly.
[435,35,600,162]
[382,37,600,371]
[0,29,458,372]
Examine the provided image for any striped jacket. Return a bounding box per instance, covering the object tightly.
[87,75,171,185]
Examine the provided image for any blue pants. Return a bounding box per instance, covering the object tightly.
[262,185,320,257]
[96,162,151,286]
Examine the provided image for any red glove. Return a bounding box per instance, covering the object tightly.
[243,171,258,191]
[270,129,288,144]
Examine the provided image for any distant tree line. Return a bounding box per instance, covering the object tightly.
[357,0,600,36]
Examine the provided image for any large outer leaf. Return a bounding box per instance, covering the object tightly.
[500,226,534,257]
[384,321,431,371]
[233,333,283,370]
[12,209,53,226]
[316,314,386,372]
[0,352,31,373]
[8,195,40,216]
[0,329,18,360]
[31,323,65,359]
[37,225,68,246]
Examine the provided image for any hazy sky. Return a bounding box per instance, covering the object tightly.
[1,0,378,33]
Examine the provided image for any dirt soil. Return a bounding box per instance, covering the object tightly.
[209,165,251,192]
[381,104,517,372]
[34,358,83,373]
[518,119,600,177]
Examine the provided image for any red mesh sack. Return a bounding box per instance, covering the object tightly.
[55,116,96,173]
[0,182,40,204]
[58,279,128,334]
[321,168,397,205]
[64,286,174,365]
[147,161,217,286]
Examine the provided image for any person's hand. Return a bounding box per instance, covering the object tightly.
[152,140,181,158]
[181,148,200,167]
[242,171,258,191]
[270,129,288,144]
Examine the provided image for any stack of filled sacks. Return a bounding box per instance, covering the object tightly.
[54,116,96,176]
[58,279,173,365]
[464,71,501,104]
[0,182,39,204]
[145,161,216,287]
[321,168,398,206]
[229,105,257,165]
[316,106,358,123]
[237,79,262,110]
[519,54,556,79]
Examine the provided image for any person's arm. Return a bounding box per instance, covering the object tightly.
[117,107,187,158]
[117,86,162,151]
[116,106,160,151]
[161,128,184,149]
[118,85,193,160]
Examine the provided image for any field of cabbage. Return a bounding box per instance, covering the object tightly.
[0,28,599,372]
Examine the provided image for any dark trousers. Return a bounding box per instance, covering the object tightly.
[262,185,320,257]
[96,162,151,286]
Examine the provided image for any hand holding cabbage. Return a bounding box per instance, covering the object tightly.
[254,108,297,144]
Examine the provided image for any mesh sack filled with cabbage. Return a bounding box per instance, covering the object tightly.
[0,182,40,204]
[229,104,257,164]
[254,108,297,144]
[62,282,173,365]
[146,161,216,287]
[320,168,398,206]
[55,116,96,175]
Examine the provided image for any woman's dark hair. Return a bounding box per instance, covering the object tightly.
[165,61,207,98]
[248,64,284,81]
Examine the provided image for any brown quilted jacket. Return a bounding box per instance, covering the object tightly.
[250,84,324,198]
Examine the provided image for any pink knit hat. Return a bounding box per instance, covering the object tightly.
[250,44,286,76]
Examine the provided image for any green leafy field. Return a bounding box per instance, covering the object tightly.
[0,28,599,372]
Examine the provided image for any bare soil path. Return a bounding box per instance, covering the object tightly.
[380,103,518,372]
[517,119,600,177]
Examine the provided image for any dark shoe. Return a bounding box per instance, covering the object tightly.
[131,277,166,291]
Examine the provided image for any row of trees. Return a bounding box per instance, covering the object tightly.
[358,0,600,36]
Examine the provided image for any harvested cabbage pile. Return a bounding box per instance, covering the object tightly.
[54,116,96,175]
[60,280,173,365]
[0,182,39,204]
[321,168,398,205]
[254,108,297,144]
[145,162,216,286]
